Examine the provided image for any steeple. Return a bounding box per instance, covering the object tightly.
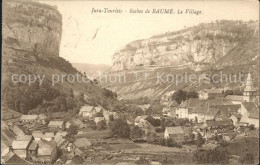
[243,73,256,102]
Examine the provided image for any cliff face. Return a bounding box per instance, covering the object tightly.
[111,22,247,71]
[2,0,62,63]
[2,0,118,113]
[108,21,259,99]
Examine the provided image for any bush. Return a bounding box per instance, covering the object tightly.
[97,120,106,130]
[193,148,229,164]
[111,118,130,138]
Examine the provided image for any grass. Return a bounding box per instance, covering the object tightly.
[226,136,259,162]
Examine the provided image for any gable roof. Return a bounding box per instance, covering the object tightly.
[79,105,95,112]
[48,120,64,127]
[73,138,92,148]
[32,132,55,139]
[16,135,33,141]
[20,115,38,120]
[95,107,103,112]
[206,107,219,117]
[2,151,29,164]
[28,141,38,151]
[242,102,259,119]
[225,95,244,102]
[36,140,56,156]
[205,119,233,127]
[12,140,30,150]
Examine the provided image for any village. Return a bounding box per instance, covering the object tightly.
[1,73,259,164]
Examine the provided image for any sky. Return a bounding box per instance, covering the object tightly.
[40,0,259,65]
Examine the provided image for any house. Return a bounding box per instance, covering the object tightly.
[54,131,68,143]
[57,139,69,150]
[134,115,148,125]
[95,107,103,113]
[162,107,176,118]
[34,139,58,163]
[79,105,96,118]
[203,119,233,138]
[1,151,30,164]
[212,104,241,120]
[16,135,33,141]
[73,138,92,149]
[94,117,105,124]
[225,95,244,104]
[138,104,151,112]
[103,110,119,123]
[48,121,65,130]
[239,102,259,127]
[38,114,47,124]
[229,114,242,126]
[20,115,39,123]
[32,131,55,141]
[164,126,192,142]
[137,119,155,134]
[176,101,189,119]
[27,141,38,160]
[65,118,83,129]
[11,140,31,159]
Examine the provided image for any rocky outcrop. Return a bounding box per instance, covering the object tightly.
[2,0,62,63]
[111,22,246,71]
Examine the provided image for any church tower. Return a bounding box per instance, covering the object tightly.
[243,73,256,102]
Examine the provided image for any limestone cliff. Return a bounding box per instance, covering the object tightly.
[111,21,251,71]
[1,0,118,113]
[2,0,62,64]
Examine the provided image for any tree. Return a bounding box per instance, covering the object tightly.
[146,115,161,127]
[172,90,187,104]
[172,90,198,104]
[111,118,130,138]
[196,132,204,148]
[66,96,74,109]
[67,125,78,136]
[97,120,106,130]
[130,126,143,139]
[88,120,97,130]
[109,114,114,121]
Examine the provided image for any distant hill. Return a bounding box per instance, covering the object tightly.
[72,63,111,76]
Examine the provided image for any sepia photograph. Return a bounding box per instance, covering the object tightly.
[1,0,259,164]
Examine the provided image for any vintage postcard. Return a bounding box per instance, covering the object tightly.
[1,0,259,164]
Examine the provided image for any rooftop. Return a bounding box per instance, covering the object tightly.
[20,115,38,120]
[12,140,31,150]
[79,105,95,112]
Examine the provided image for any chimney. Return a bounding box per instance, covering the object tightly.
[9,146,13,152]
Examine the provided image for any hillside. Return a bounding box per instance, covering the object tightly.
[106,20,259,99]
[1,0,118,115]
